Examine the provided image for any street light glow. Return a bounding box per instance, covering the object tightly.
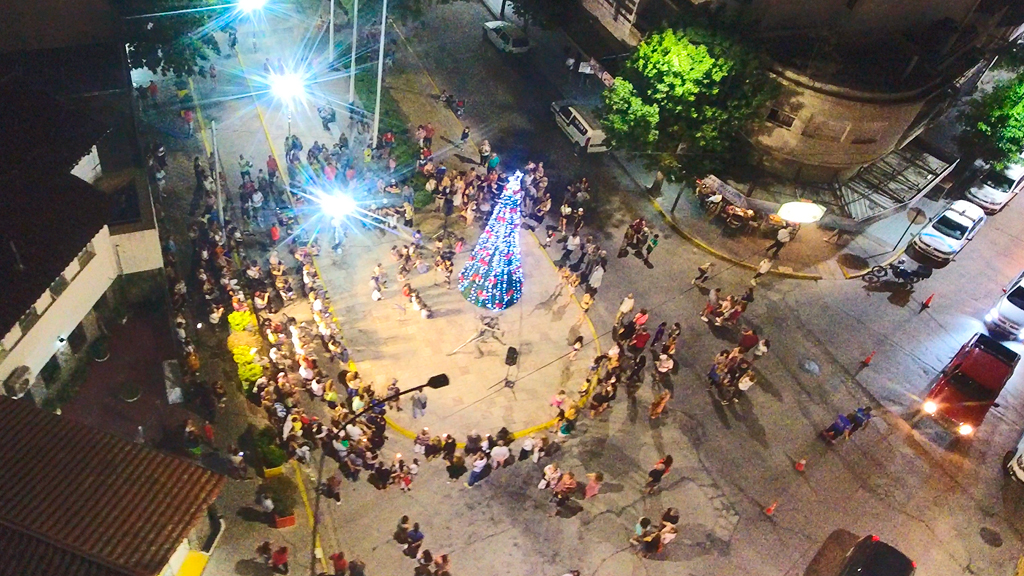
[319,194,357,219]
[269,72,305,101]
[237,0,268,13]
[777,201,826,224]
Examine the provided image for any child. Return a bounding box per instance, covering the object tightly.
[568,335,584,360]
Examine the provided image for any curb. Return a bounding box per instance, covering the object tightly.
[648,198,823,281]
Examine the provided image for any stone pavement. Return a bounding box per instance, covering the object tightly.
[315,214,599,436]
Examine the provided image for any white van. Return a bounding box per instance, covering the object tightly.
[551,100,609,154]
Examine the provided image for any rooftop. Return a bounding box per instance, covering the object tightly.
[0,396,225,576]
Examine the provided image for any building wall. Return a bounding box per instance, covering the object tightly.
[581,0,644,46]
[0,226,118,387]
[111,228,164,275]
[748,68,927,182]
[72,146,103,185]
[0,0,118,54]
[732,0,976,44]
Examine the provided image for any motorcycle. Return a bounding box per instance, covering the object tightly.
[863,258,931,286]
[450,97,465,118]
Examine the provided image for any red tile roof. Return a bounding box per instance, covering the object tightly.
[0,396,225,576]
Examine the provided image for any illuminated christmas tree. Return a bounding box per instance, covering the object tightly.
[459,172,525,310]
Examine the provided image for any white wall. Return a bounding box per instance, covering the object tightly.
[72,146,102,185]
[0,226,118,385]
[111,227,163,274]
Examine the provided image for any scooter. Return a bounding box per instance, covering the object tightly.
[864,258,931,286]
[450,98,465,118]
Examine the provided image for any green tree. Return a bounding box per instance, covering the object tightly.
[119,0,223,77]
[958,75,1024,169]
[600,28,778,180]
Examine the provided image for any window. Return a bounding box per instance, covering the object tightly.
[18,307,40,333]
[77,242,96,269]
[39,354,62,388]
[803,119,850,143]
[766,108,796,129]
[68,322,88,354]
[559,106,573,122]
[569,117,589,137]
[49,274,70,298]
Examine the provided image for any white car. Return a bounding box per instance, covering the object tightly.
[908,200,986,265]
[986,270,1024,339]
[483,21,531,54]
[965,164,1024,213]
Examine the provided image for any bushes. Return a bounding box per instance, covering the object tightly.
[413,188,435,210]
[228,310,255,332]
[254,425,289,469]
[238,363,263,390]
[262,475,298,516]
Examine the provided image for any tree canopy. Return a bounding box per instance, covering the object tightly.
[600,28,778,180]
[958,75,1024,169]
[119,0,223,77]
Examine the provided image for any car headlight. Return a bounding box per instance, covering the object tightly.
[985,311,995,322]
[923,401,938,414]
[958,423,974,436]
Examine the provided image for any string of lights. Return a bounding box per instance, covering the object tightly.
[458,171,525,310]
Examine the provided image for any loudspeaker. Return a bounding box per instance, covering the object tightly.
[505,346,519,367]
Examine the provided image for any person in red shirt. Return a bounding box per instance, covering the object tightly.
[267,155,279,183]
[147,80,158,103]
[270,546,289,574]
[423,123,435,149]
[328,551,348,575]
[628,327,650,356]
[737,328,759,353]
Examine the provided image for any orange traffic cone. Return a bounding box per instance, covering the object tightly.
[861,351,876,366]
[794,459,806,472]
[919,293,934,313]
[763,501,778,516]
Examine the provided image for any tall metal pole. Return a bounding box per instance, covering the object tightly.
[211,120,225,228]
[328,0,335,62]
[371,0,387,148]
[348,0,358,104]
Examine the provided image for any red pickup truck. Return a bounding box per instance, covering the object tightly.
[921,333,1019,436]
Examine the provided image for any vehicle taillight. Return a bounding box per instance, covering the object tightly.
[870,535,880,542]
[584,137,591,148]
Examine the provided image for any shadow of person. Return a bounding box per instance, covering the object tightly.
[235,558,274,576]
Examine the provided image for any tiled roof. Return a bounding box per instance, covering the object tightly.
[0,396,225,576]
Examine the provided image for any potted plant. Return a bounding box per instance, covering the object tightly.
[89,335,111,362]
[263,475,298,528]
[254,425,289,477]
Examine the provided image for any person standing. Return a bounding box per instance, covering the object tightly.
[585,262,605,294]
[411,389,427,419]
[585,472,604,499]
[490,441,511,469]
[458,126,470,149]
[765,226,792,257]
[256,541,273,565]
[182,109,194,137]
[643,233,659,265]
[209,63,218,87]
[616,293,635,325]
[270,546,289,574]
[561,232,581,265]
[752,257,772,284]
[387,379,402,411]
[478,139,491,164]
[238,154,253,181]
[266,154,279,184]
[423,123,435,149]
[465,452,488,487]
[329,551,348,576]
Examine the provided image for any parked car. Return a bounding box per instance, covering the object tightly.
[965,164,1024,213]
[1005,430,1024,483]
[907,200,985,267]
[550,100,609,154]
[921,332,1020,436]
[835,535,915,576]
[482,21,530,54]
[985,269,1024,339]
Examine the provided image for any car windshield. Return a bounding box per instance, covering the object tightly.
[932,215,968,240]
[948,371,999,401]
[982,171,1015,192]
[1008,286,1024,309]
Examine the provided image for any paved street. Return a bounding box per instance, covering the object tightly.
[134,2,1024,575]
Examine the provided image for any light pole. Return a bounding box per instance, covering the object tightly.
[348,0,358,105]
[328,0,335,62]
[371,0,387,147]
[211,120,225,228]
[307,374,449,575]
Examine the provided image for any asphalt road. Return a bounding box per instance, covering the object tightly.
[401,2,1024,575]
[175,2,1024,574]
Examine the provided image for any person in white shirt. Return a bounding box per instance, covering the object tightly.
[752,258,772,285]
[616,293,635,324]
[490,441,511,468]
